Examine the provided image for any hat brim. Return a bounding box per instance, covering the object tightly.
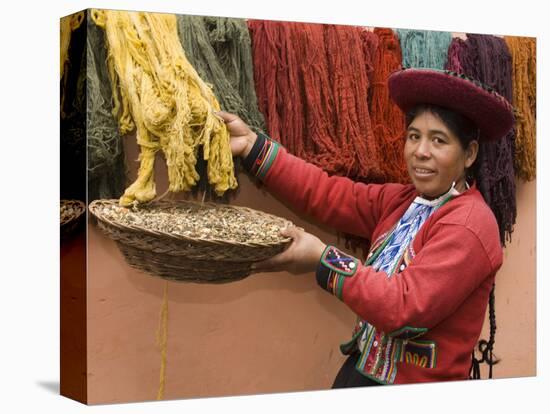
[388,68,515,142]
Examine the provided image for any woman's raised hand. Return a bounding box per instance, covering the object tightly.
[216,112,326,275]
[216,111,257,158]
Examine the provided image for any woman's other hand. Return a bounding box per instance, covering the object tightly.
[251,226,327,275]
[216,111,257,158]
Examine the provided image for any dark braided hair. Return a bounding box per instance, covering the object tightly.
[470,284,500,379]
[406,104,499,379]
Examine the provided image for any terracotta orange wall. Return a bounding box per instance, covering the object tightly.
[86,137,536,404]
[477,177,536,379]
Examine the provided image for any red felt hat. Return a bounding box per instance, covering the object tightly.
[388,68,515,142]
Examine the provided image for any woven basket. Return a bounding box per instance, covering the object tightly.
[89,199,294,283]
[61,199,86,240]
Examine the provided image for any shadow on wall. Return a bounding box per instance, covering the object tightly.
[125,270,316,304]
[90,220,354,328]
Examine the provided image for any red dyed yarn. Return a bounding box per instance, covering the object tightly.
[360,29,379,106]
[247,20,283,141]
[248,20,383,182]
[291,22,337,163]
[369,28,408,183]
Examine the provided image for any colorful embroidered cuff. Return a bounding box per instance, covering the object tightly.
[242,132,280,180]
[316,246,359,300]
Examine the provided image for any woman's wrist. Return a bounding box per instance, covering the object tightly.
[242,132,258,158]
[311,242,328,270]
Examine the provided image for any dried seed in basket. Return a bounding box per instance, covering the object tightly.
[98,203,289,244]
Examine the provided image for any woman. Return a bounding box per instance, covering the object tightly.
[217,68,515,386]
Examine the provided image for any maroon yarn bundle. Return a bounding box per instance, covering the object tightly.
[248,20,384,182]
[446,35,516,245]
[446,38,465,74]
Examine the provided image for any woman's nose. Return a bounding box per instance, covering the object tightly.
[414,138,432,159]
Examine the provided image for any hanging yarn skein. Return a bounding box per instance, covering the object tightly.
[60,15,87,201]
[248,20,383,182]
[91,10,237,207]
[251,21,309,158]
[60,12,85,79]
[359,28,379,107]
[281,22,323,162]
[60,11,85,118]
[396,29,452,69]
[505,36,536,181]
[446,34,516,245]
[176,15,266,199]
[177,15,265,132]
[247,20,283,143]
[209,17,263,125]
[324,24,383,180]
[446,37,466,74]
[87,13,127,201]
[369,28,408,183]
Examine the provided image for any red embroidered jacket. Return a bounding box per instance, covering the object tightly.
[245,135,503,384]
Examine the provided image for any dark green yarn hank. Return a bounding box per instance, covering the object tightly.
[177,15,265,132]
[177,15,265,200]
[87,14,127,202]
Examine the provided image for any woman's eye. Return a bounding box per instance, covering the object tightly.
[408,134,419,141]
[433,137,446,144]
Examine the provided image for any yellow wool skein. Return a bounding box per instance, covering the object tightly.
[91,9,238,206]
[60,12,85,80]
[60,12,85,117]
[504,36,536,181]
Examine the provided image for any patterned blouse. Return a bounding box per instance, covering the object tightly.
[371,188,458,277]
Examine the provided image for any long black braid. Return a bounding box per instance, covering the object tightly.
[469,284,500,379]
[406,105,502,380]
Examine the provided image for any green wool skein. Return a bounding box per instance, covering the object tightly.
[396,29,452,69]
[87,14,127,201]
[177,15,265,132]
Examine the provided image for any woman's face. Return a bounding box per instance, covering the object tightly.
[404,111,478,198]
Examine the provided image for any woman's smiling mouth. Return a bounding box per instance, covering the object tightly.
[412,166,436,177]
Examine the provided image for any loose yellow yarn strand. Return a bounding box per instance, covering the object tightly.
[91,9,237,206]
[156,281,169,401]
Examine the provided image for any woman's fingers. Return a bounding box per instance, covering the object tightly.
[252,245,294,272]
[280,225,302,239]
[251,226,299,272]
[214,110,236,122]
[250,255,286,273]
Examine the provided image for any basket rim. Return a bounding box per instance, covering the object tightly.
[88,198,293,248]
[61,199,86,226]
